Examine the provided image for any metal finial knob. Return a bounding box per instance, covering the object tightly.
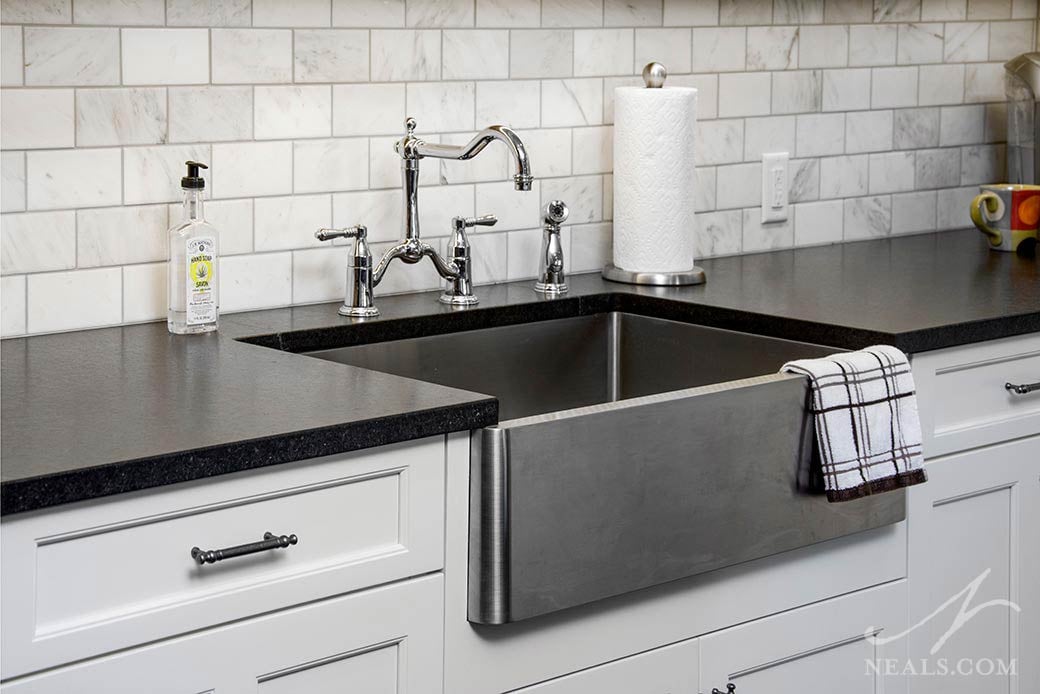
[642,62,667,88]
[405,117,416,133]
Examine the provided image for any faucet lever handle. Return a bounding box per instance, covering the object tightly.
[315,225,367,242]
[466,214,498,228]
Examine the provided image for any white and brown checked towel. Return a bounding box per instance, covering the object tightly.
[781,345,927,502]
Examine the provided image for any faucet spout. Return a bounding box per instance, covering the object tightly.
[412,125,533,191]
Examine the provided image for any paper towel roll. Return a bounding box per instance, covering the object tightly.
[613,86,698,272]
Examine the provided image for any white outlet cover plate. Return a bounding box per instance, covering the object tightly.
[761,152,789,224]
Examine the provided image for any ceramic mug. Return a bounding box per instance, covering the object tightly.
[969,184,1040,252]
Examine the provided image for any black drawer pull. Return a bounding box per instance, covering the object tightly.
[1006,380,1040,395]
[712,685,736,694]
[191,532,298,565]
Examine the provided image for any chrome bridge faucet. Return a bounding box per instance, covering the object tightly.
[316,117,533,316]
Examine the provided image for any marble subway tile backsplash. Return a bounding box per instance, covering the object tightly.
[1,0,1036,337]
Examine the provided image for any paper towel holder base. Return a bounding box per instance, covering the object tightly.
[602,264,706,286]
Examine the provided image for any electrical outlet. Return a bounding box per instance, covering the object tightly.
[761,152,789,224]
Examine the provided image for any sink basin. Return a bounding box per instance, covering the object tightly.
[306,311,906,624]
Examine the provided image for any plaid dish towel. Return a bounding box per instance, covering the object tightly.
[781,345,927,502]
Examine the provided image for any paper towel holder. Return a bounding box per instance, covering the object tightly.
[603,62,707,287]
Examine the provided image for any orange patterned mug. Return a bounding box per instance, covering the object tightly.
[970,184,1039,252]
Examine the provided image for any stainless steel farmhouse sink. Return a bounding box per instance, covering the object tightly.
[306,312,906,625]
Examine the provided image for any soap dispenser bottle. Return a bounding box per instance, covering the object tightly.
[168,161,219,334]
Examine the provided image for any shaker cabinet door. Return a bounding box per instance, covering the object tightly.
[698,581,908,694]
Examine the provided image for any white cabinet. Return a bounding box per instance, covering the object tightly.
[699,581,908,694]
[907,435,1040,694]
[1,574,444,694]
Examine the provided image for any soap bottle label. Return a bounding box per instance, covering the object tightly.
[185,236,216,325]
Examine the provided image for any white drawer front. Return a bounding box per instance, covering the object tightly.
[1,437,445,679]
[1,573,444,694]
[914,333,1040,457]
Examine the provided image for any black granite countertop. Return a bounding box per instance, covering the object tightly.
[2,229,1037,515]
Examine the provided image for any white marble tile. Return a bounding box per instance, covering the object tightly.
[541,175,603,224]
[253,0,330,26]
[719,72,771,117]
[868,151,915,194]
[603,172,615,218]
[26,149,121,210]
[799,25,848,68]
[124,143,209,205]
[943,22,989,61]
[543,0,604,27]
[918,63,964,105]
[635,28,693,73]
[439,132,508,184]
[824,0,873,22]
[935,184,976,228]
[332,188,402,243]
[775,0,825,23]
[406,0,473,27]
[255,85,332,140]
[1,26,23,86]
[212,29,293,83]
[406,82,475,132]
[795,112,844,156]
[742,208,794,252]
[819,154,868,198]
[822,67,871,111]
[77,204,167,268]
[939,104,985,145]
[122,262,165,323]
[476,180,540,231]
[794,199,844,246]
[983,102,1007,142]
[893,107,939,148]
[789,157,820,201]
[569,222,612,272]
[744,115,796,161]
[220,252,292,313]
[443,29,510,79]
[542,79,604,127]
[717,162,762,210]
[1,210,75,274]
[517,128,572,177]
[332,0,405,27]
[1,0,70,23]
[692,27,746,72]
[166,0,251,26]
[874,0,923,22]
[476,81,541,129]
[477,0,540,26]
[24,27,118,86]
[696,119,744,165]
[671,74,718,119]
[845,109,894,152]
[74,0,164,24]
[871,66,918,108]
[292,246,347,304]
[418,183,475,237]
[696,165,717,210]
[294,29,369,82]
[1,152,25,213]
[746,27,799,71]
[921,0,966,20]
[891,190,936,234]
[371,29,441,81]
[1,274,25,336]
[914,147,961,188]
[0,89,74,150]
[27,267,122,333]
[964,62,1005,103]
[168,86,252,143]
[1010,0,1036,17]
[190,198,253,255]
[254,194,332,252]
[896,23,944,65]
[294,138,369,194]
[719,0,773,24]
[988,19,1035,60]
[849,24,897,66]
[573,125,613,174]
[468,230,509,286]
[967,0,1012,19]
[771,70,822,114]
[604,0,662,25]
[695,209,742,258]
[333,84,404,137]
[212,141,293,198]
[506,227,544,281]
[76,88,166,147]
[121,28,208,85]
[959,143,1003,185]
[843,195,891,240]
[573,29,631,77]
[603,75,645,123]
[664,0,719,25]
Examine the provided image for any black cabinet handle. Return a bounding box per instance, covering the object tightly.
[712,685,736,694]
[1006,380,1040,395]
[191,531,298,565]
